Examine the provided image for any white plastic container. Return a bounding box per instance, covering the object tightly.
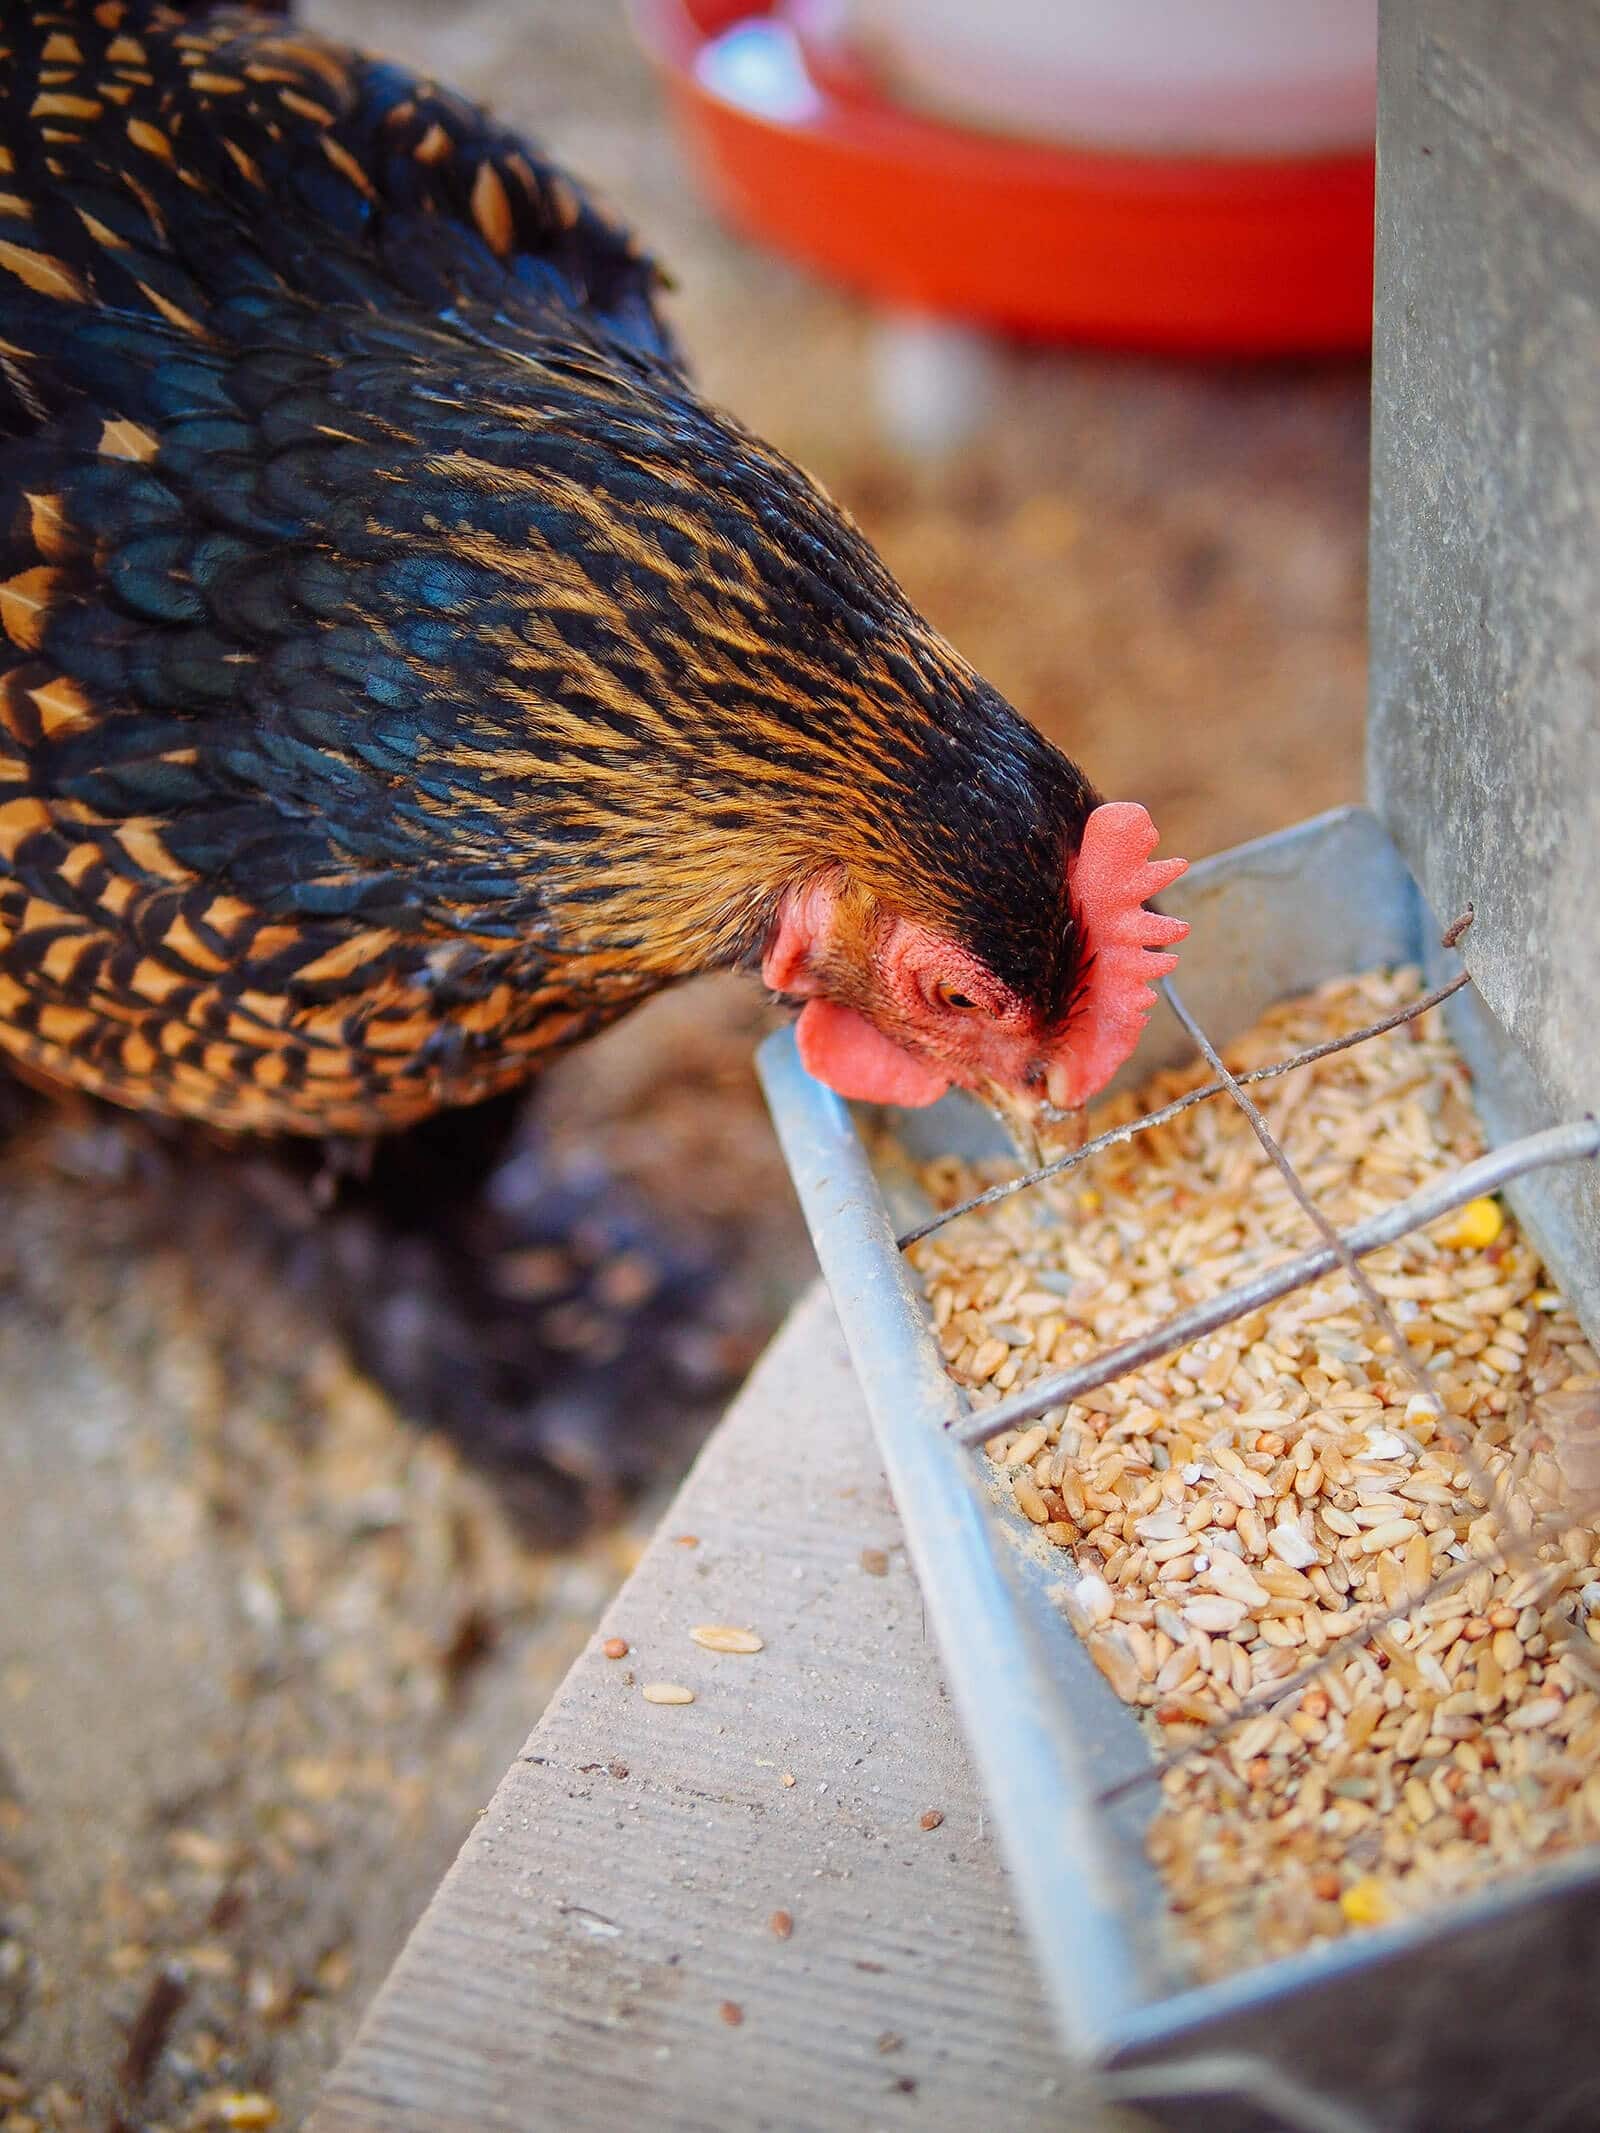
[794,0,1377,155]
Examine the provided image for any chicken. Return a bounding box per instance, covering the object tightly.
[0,0,1186,1161]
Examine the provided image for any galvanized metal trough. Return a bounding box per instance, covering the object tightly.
[761,4,1600,2119]
[758,805,1600,2133]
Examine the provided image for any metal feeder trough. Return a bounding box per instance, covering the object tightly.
[761,805,1600,2133]
[758,6,1600,2126]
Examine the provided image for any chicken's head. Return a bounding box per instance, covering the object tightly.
[764,801,1187,1146]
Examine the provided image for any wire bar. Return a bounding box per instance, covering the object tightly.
[897,968,1473,1250]
[946,1118,1600,1448]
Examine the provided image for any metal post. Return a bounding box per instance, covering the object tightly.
[1368,0,1600,1332]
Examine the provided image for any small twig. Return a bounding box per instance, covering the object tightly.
[898,967,1474,1250]
[1442,902,1476,949]
[947,1119,1600,1446]
[118,1966,188,2096]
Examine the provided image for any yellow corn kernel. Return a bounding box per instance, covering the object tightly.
[1339,1877,1393,1927]
[210,2099,279,2131]
[1435,1197,1503,1251]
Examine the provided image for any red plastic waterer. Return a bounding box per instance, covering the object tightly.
[630,0,1377,357]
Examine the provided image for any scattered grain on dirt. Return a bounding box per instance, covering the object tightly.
[206,2094,279,2130]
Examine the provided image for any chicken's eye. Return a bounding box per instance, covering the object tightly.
[935,982,979,1012]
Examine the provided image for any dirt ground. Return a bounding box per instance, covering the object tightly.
[0,3,1369,2126]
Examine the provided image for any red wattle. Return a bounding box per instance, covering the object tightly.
[794,1000,951,1107]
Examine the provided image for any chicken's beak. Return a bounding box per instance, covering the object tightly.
[979,1083,1086,1170]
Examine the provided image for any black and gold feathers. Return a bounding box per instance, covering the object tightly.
[0,1,1096,1135]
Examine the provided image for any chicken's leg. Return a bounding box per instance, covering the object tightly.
[4,1075,746,1541]
[311,1092,746,1537]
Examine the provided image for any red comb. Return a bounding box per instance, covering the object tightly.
[1055,801,1188,1109]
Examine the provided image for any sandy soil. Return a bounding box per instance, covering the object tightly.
[0,4,1368,2126]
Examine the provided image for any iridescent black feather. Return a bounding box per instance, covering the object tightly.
[0,0,1096,1135]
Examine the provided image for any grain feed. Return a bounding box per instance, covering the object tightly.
[907,970,1600,1982]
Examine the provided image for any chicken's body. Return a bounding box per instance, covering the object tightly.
[0,2,697,1132]
[0,0,1193,1525]
[0,0,1182,1151]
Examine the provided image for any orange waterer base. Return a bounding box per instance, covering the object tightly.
[632,0,1374,357]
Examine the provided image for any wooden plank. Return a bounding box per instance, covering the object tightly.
[312,1287,1120,2132]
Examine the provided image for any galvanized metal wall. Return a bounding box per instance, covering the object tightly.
[1370,0,1600,1328]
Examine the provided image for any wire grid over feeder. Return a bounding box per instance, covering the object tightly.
[758,800,1600,2133]
[882,0,1600,1979]
[763,10,1598,2117]
[897,937,1600,1986]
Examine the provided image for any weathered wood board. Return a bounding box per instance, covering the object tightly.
[312,1288,1126,2132]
